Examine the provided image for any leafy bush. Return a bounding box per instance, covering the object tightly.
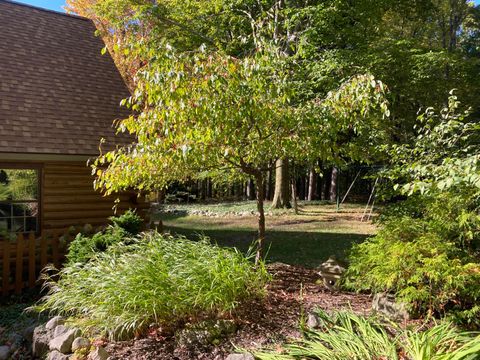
[255,310,480,360]
[344,213,480,323]
[35,232,269,339]
[345,97,480,326]
[109,209,143,235]
[66,225,129,265]
[65,210,143,265]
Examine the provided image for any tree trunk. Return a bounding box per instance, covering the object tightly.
[254,173,266,264]
[330,167,338,202]
[308,168,317,201]
[246,178,255,200]
[266,168,273,201]
[207,178,212,198]
[271,158,291,208]
[323,167,332,200]
[291,178,298,214]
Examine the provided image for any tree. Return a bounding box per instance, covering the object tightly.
[92,40,389,261]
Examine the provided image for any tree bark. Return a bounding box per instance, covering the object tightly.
[266,168,273,201]
[246,178,255,200]
[254,173,266,264]
[330,167,338,202]
[271,158,291,208]
[308,168,317,201]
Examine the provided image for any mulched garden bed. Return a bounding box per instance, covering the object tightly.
[106,263,372,360]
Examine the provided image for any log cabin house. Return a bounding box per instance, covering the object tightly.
[0,0,147,236]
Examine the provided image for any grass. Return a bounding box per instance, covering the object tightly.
[34,232,269,340]
[156,201,376,268]
[255,310,480,360]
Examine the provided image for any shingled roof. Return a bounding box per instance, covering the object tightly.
[0,0,132,156]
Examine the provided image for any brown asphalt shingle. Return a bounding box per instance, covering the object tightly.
[0,0,132,156]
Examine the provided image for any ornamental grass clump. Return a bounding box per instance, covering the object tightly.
[255,310,480,360]
[34,232,269,340]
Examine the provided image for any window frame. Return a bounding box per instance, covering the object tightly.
[0,163,42,235]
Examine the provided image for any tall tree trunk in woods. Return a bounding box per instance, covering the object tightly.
[157,189,166,203]
[246,178,255,200]
[207,178,212,198]
[271,158,291,208]
[297,174,306,200]
[266,168,273,200]
[330,167,338,202]
[308,168,317,201]
[291,179,298,214]
[254,173,266,264]
[199,180,206,201]
[323,167,332,200]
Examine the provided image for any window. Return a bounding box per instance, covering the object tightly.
[0,167,40,233]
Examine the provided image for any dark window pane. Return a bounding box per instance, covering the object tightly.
[0,218,8,232]
[0,203,11,217]
[25,217,37,232]
[13,217,25,232]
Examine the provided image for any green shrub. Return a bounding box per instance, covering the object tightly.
[65,210,143,265]
[66,225,129,265]
[109,209,143,235]
[344,190,480,327]
[255,310,480,360]
[35,232,269,339]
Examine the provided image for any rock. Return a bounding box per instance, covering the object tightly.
[72,337,91,352]
[48,350,70,360]
[8,332,24,351]
[176,320,237,349]
[33,325,51,358]
[23,325,36,343]
[0,346,11,360]
[306,313,319,329]
[226,353,255,360]
[54,325,68,338]
[49,328,81,354]
[46,316,65,331]
[88,346,109,360]
[372,293,410,322]
[318,257,346,290]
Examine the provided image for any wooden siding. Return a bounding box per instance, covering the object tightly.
[42,162,148,232]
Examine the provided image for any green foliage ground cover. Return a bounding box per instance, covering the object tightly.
[255,310,480,360]
[35,232,269,340]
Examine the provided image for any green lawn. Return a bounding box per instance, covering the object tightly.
[157,201,376,268]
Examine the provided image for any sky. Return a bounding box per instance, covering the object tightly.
[14,0,67,12]
[10,0,480,13]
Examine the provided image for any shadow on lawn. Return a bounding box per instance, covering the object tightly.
[164,225,369,268]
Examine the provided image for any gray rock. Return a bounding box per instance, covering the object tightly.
[88,346,109,360]
[72,337,91,352]
[8,333,24,351]
[33,325,51,358]
[0,346,10,360]
[176,320,237,349]
[49,328,81,354]
[48,350,70,360]
[53,325,68,338]
[226,354,255,360]
[306,313,319,329]
[23,325,36,343]
[372,293,410,322]
[46,316,65,331]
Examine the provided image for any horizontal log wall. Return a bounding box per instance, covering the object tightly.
[42,161,149,232]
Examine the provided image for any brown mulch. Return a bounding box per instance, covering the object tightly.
[106,263,373,360]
